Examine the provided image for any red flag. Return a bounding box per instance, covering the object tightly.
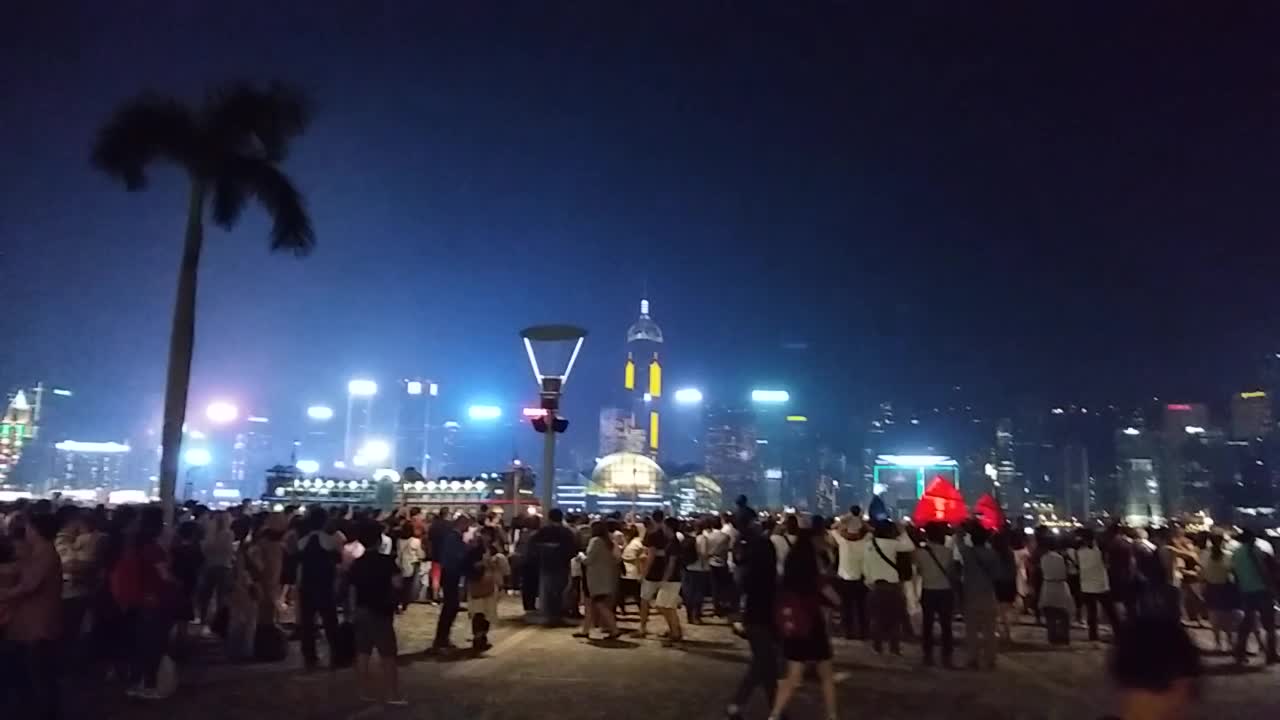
[975,493,1005,530]
[912,476,968,526]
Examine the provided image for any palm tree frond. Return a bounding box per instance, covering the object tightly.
[223,156,315,256]
[210,175,250,229]
[91,94,199,189]
[204,82,310,162]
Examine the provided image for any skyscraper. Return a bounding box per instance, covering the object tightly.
[623,298,663,458]
[52,440,130,491]
[598,407,646,456]
[704,406,759,506]
[344,379,377,464]
[0,390,35,487]
[1117,426,1162,523]
[396,378,437,472]
[1061,444,1090,520]
[1231,390,1271,441]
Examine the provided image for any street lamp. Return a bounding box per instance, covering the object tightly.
[360,439,392,465]
[206,401,239,424]
[306,405,334,421]
[296,459,321,474]
[520,324,588,513]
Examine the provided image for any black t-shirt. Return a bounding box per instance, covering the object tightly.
[531,524,578,573]
[298,532,338,593]
[664,536,684,583]
[643,528,668,582]
[348,552,398,617]
[741,534,778,626]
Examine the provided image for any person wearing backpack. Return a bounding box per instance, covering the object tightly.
[768,526,839,720]
[1231,528,1278,665]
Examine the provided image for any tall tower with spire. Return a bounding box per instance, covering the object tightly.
[0,390,35,487]
[624,298,664,459]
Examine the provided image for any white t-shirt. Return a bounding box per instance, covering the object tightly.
[863,534,915,585]
[1076,545,1110,594]
[621,537,644,581]
[832,530,868,581]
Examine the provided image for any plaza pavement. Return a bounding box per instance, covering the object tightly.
[83,598,1278,720]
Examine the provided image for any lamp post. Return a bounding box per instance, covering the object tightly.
[520,325,587,513]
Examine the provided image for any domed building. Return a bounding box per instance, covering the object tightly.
[589,451,667,511]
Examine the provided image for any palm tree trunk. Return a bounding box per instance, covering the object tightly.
[158,178,205,521]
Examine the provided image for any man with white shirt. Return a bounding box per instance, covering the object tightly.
[863,519,916,655]
[831,517,869,639]
[1076,529,1117,642]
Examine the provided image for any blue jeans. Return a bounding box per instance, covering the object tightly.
[539,568,569,625]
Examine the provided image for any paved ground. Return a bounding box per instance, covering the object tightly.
[81,598,1278,720]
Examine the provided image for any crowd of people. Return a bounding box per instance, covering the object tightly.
[1,494,1275,720]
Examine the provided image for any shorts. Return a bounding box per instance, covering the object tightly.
[653,581,682,609]
[353,608,398,657]
[640,579,662,602]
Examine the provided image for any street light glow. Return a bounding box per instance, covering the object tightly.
[306,405,334,421]
[295,459,320,474]
[673,388,704,405]
[205,401,239,424]
[406,380,424,396]
[347,379,378,397]
[751,389,790,403]
[468,405,502,421]
[184,448,212,467]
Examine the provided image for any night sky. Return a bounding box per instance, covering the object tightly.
[3,3,1279,457]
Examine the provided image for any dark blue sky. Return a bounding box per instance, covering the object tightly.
[3,2,1279,456]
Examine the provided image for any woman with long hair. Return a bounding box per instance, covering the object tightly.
[768,527,838,720]
[990,529,1019,642]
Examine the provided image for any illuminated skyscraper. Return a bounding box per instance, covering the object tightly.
[705,406,759,505]
[1231,390,1271,441]
[344,379,377,464]
[397,378,437,472]
[0,390,35,487]
[623,298,663,458]
[52,440,130,491]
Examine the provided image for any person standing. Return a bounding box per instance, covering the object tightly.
[131,507,178,699]
[636,512,668,637]
[914,522,955,667]
[617,525,644,617]
[296,507,341,670]
[0,513,63,718]
[957,523,1000,670]
[577,521,621,640]
[196,512,234,633]
[863,519,914,655]
[725,519,777,720]
[767,529,839,720]
[681,519,711,624]
[1231,528,1278,665]
[770,515,799,578]
[53,506,94,663]
[651,517,686,644]
[464,526,508,651]
[530,509,578,628]
[990,530,1019,642]
[1077,529,1118,642]
[1039,537,1073,645]
[831,516,868,640]
[705,516,733,617]
[1199,533,1237,653]
[347,522,405,705]
[1106,525,1138,621]
[429,514,467,650]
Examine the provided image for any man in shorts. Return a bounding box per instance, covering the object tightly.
[636,511,667,637]
[651,517,685,643]
[348,521,406,706]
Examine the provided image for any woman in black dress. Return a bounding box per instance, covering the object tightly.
[769,526,839,720]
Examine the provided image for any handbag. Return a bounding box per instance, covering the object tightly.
[776,590,816,639]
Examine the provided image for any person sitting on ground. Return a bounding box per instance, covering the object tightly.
[348,520,405,706]
[1101,618,1201,720]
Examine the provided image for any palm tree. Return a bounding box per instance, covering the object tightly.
[92,82,315,519]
